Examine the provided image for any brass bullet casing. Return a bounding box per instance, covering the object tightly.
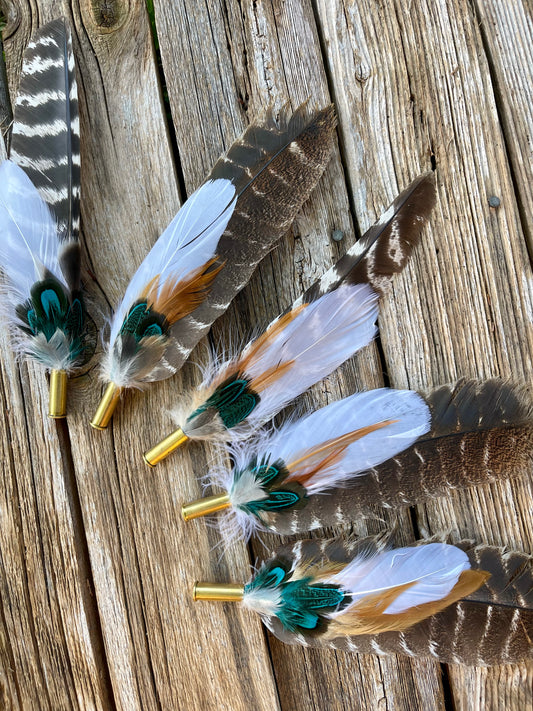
[90,382,122,430]
[181,493,231,521]
[48,369,68,418]
[143,427,189,467]
[193,582,245,602]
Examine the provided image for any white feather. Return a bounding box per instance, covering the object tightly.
[326,543,471,616]
[179,283,379,439]
[244,284,379,426]
[242,584,283,617]
[0,160,63,303]
[255,388,430,492]
[109,178,237,345]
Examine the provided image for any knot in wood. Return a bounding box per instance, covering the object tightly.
[91,0,124,30]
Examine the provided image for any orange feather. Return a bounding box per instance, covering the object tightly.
[324,569,490,638]
[286,420,396,486]
[206,304,307,392]
[141,257,224,326]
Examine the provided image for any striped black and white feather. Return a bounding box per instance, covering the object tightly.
[184,388,430,541]
[0,18,95,379]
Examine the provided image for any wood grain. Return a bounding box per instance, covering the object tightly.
[316,0,533,709]
[0,0,531,709]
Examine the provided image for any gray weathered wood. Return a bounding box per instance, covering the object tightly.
[0,0,531,709]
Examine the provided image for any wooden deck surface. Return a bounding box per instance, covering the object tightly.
[1,1,532,709]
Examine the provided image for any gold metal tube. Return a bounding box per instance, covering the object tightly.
[48,369,68,418]
[193,582,244,602]
[143,427,189,467]
[90,382,122,430]
[182,493,231,521]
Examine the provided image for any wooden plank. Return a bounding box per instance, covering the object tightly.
[316,1,533,709]
[1,0,532,708]
[1,2,278,710]
[474,0,533,256]
[153,1,447,709]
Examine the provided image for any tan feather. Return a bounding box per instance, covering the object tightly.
[141,257,224,326]
[286,420,396,486]
[248,360,296,392]
[324,569,490,639]
[207,305,307,391]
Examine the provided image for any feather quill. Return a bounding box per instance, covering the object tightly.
[193,534,530,666]
[0,18,95,417]
[93,105,338,426]
[181,388,430,541]
[145,171,437,463]
[269,378,533,533]
[248,536,532,666]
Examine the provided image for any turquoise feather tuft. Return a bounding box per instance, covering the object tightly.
[119,301,167,341]
[231,456,307,516]
[244,561,347,632]
[187,375,260,430]
[16,279,95,367]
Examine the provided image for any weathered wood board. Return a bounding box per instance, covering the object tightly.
[0,0,531,710]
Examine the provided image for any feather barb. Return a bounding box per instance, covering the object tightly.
[286,419,396,485]
[325,569,490,638]
[141,257,224,326]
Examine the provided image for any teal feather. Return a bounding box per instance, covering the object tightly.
[187,375,260,430]
[232,456,307,516]
[245,562,346,632]
[245,489,302,514]
[120,300,167,342]
[16,279,95,367]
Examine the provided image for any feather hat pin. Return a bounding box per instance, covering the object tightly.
[91,105,338,429]
[0,18,95,418]
[144,171,437,465]
[269,378,533,534]
[182,379,533,539]
[194,534,533,666]
[181,388,431,540]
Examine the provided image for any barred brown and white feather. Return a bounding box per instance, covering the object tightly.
[0,18,95,386]
[165,105,338,368]
[294,171,437,306]
[264,537,532,666]
[266,379,533,534]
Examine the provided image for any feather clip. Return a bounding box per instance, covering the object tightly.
[181,388,431,542]
[144,171,437,465]
[91,105,338,428]
[194,535,533,665]
[0,18,95,417]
